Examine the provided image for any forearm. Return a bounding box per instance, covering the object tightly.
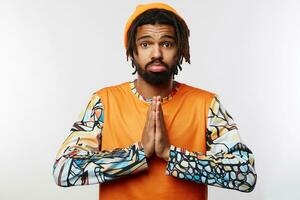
[53,142,148,187]
[166,143,256,192]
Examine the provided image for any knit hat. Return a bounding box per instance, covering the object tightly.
[124,2,185,48]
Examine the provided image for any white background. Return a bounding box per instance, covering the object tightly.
[0,0,299,200]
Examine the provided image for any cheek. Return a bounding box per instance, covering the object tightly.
[138,49,150,58]
[133,52,147,67]
[136,50,150,63]
[165,51,178,63]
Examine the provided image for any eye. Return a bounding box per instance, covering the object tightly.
[162,41,173,48]
[140,42,149,48]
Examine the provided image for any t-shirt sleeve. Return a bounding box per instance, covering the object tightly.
[53,93,148,187]
[165,95,257,192]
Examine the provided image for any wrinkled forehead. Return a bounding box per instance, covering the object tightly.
[136,24,176,40]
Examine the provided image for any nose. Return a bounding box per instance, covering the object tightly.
[151,44,162,60]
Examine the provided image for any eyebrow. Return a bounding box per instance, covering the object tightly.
[136,35,176,42]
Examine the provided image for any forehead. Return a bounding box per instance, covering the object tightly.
[136,24,175,39]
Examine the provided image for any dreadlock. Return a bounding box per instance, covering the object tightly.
[126,9,190,76]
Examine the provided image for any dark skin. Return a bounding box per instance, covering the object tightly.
[141,96,170,160]
[133,23,178,161]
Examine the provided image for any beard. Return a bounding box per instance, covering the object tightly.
[133,59,177,86]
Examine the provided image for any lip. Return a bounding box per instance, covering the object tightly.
[147,63,167,72]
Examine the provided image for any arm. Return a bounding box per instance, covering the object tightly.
[53,93,148,187]
[166,96,257,192]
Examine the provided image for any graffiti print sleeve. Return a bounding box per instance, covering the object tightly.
[53,93,148,187]
[166,96,257,192]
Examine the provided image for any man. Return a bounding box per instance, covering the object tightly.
[53,2,257,200]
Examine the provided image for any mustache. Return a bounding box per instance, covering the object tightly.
[145,59,169,69]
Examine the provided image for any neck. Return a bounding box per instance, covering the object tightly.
[134,76,174,99]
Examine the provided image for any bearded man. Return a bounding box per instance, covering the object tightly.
[53,3,257,200]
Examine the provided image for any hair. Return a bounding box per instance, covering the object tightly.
[126,9,190,76]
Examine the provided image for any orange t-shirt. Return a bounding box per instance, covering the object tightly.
[95,82,214,200]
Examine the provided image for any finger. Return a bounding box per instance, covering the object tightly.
[156,96,161,111]
[156,96,161,112]
[146,101,152,125]
[156,101,161,130]
[157,96,161,103]
[156,98,163,116]
[145,97,155,130]
[149,99,156,129]
[157,100,166,133]
[152,96,157,111]
[146,102,151,120]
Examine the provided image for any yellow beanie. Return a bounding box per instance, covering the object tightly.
[124,2,184,48]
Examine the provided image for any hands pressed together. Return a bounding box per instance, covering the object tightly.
[141,96,170,161]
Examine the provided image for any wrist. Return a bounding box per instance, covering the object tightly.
[163,145,170,161]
